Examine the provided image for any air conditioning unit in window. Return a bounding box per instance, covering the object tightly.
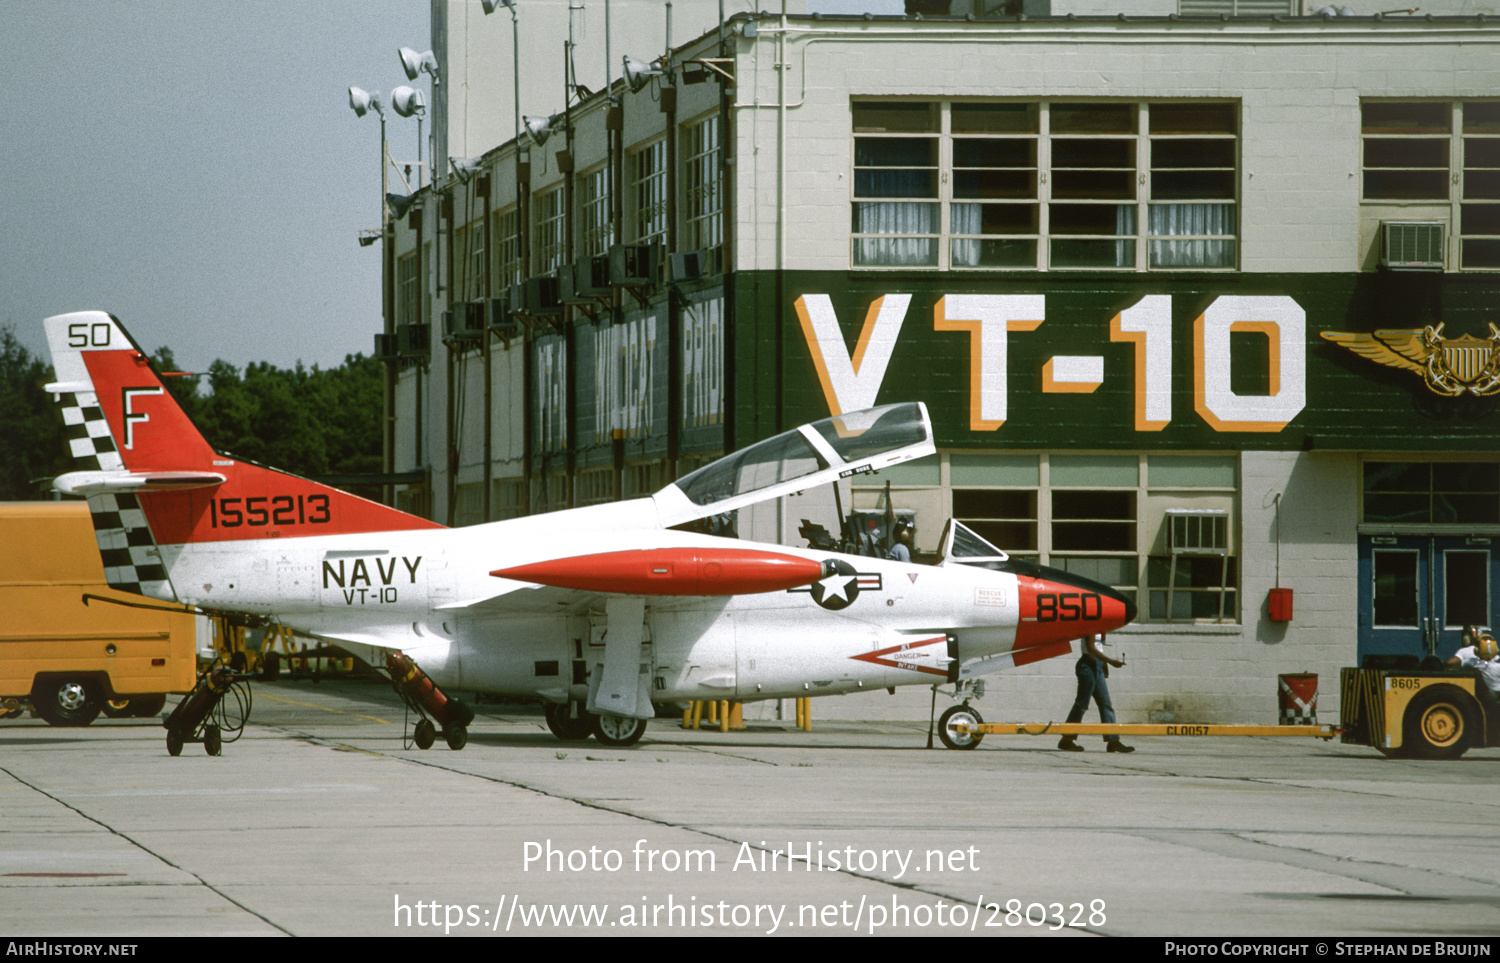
[373,332,400,361]
[397,323,430,359]
[1166,509,1229,556]
[609,243,661,286]
[668,250,707,283]
[510,277,563,317]
[1380,221,1445,271]
[488,295,521,339]
[443,302,485,344]
[560,255,612,303]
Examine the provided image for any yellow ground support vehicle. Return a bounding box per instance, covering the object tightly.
[1340,665,1499,759]
[0,502,196,726]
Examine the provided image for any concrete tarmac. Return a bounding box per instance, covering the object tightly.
[1,676,1497,938]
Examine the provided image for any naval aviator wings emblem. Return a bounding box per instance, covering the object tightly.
[1320,323,1500,397]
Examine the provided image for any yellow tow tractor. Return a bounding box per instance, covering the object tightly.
[1340,664,1498,759]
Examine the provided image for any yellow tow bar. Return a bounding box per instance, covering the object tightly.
[957,723,1339,740]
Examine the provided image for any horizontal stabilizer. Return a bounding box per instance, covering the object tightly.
[54,470,226,496]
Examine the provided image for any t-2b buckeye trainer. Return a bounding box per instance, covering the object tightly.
[43,311,1136,751]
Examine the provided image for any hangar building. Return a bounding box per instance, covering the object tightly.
[377,0,1500,723]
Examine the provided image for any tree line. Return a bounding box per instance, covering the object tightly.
[0,325,383,501]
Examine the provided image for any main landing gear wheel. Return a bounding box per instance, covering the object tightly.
[544,702,594,741]
[938,703,985,751]
[444,724,468,751]
[592,713,647,748]
[1402,687,1476,760]
[32,678,103,727]
[413,718,437,750]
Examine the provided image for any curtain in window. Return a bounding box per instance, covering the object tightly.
[852,202,938,266]
[1149,203,1235,267]
[950,202,982,266]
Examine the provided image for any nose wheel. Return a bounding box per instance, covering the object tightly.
[938,703,985,750]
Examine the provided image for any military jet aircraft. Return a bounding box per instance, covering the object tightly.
[42,311,1136,750]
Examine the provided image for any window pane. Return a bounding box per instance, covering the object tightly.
[1052,103,1135,134]
[1051,239,1136,268]
[852,102,936,133]
[1362,102,1450,134]
[954,139,1035,167]
[1054,521,1135,552]
[1462,205,1500,235]
[1435,494,1500,524]
[1364,138,1449,168]
[1363,493,1430,524]
[1148,204,1236,236]
[953,169,1036,199]
[952,238,1037,268]
[1051,204,1137,235]
[1152,169,1236,200]
[1464,172,1500,200]
[1053,170,1136,200]
[1445,551,1490,626]
[954,489,1035,518]
[953,203,1038,234]
[1150,239,1235,268]
[1151,139,1236,169]
[851,454,940,486]
[1053,139,1135,168]
[1432,462,1500,493]
[1148,455,1236,487]
[1150,102,1236,135]
[1053,490,1135,519]
[1364,462,1430,492]
[953,102,1037,133]
[1467,139,1500,167]
[1372,550,1420,627]
[855,137,936,168]
[855,169,937,199]
[853,237,937,267]
[1363,170,1449,200]
[951,454,1039,486]
[1464,102,1500,134]
[1054,556,1137,586]
[1051,454,1138,487]
[1462,238,1500,268]
[852,201,938,234]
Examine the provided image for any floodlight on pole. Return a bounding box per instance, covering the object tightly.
[348,86,384,119]
[523,114,554,146]
[450,157,482,182]
[622,55,665,93]
[391,86,427,118]
[399,46,439,81]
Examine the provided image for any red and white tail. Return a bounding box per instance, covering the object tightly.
[44,311,440,599]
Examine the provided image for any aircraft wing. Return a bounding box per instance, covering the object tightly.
[651,402,934,529]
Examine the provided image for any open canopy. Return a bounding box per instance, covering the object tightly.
[652,403,934,528]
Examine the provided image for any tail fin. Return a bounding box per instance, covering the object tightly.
[43,312,440,598]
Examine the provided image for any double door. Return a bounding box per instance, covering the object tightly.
[1358,535,1496,664]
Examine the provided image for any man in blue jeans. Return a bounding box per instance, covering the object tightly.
[1058,633,1133,753]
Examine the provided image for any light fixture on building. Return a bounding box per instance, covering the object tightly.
[622,55,665,93]
[399,46,440,81]
[479,0,515,13]
[391,86,427,118]
[523,114,555,146]
[449,157,482,182]
[348,86,384,118]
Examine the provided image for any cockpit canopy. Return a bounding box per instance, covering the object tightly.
[938,519,1011,567]
[653,402,934,528]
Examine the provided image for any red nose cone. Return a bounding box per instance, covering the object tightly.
[1014,574,1134,649]
[493,548,825,596]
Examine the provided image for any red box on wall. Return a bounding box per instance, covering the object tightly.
[1268,587,1294,622]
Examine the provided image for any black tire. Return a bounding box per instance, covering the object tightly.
[32,678,104,727]
[204,724,222,757]
[592,713,647,747]
[544,702,595,741]
[166,728,184,757]
[938,703,985,751]
[1402,687,1477,760]
[0,707,22,720]
[413,718,437,750]
[102,699,134,719]
[444,724,468,751]
[129,694,168,718]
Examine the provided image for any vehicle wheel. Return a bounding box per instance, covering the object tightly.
[0,707,22,720]
[413,718,436,750]
[166,728,184,757]
[102,699,133,719]
[444,724,468,751]
[204,724,222,757]
[1402,687,1477,760]
[130,694,167,718]
[592,713,647,747]
[32,678,104,727]
[544,702,594,741]
[938,703,985,751]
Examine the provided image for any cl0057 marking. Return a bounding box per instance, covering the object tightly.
[209,494,331,529]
